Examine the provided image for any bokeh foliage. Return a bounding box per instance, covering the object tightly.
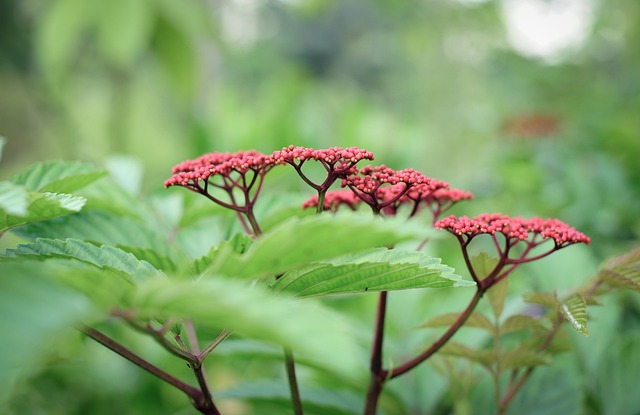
[1,0,640,414]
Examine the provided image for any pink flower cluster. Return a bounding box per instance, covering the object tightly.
[342,165,436,193]
[301,190,362,212]
[435,213,591,246]
[164,150,274,188]
[271,145,374,167]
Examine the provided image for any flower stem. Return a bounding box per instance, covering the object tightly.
[363,291,388,415]
[284,348,304,415]
[78,324,202,404]
[387,288,484,379]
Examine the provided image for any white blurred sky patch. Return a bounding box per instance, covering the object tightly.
[500,0,597,62]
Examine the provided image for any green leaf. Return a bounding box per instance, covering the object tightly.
[558,294,588,336]
[488,278,509,319]
[0,262,91,407]
[215,213,415,279]
[417,311,493,331]
[271,248,471,298]
[10,160,106,193]
[438,341,496,366]
[596,333,640,415]
[2,238,159,283]
[218,382,363,415]
[0,136,5,163]
[503,360,583,415]
[131,277,364,380]
[599,246,640,292]
[104,155,145,195]
[501,315,548,334]
[192,233,253,274]
[0,181,29,216]
[115,245,179,273]
[500,347,550,371]
[523,291,558,308]
[1,192,86,234]
[470,252,499,279]
[12,211,170,256]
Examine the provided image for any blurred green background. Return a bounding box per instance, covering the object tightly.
[1,0,640,414]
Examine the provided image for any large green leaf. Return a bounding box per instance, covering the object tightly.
[1,192,86,234]
[12,211,170,256]
[131,277,365,380]
[214,213,416,279]
[10,160,106,193]
[0,181,29,216]
[270,248,471,297]
[558,294,588,336]
[2,238,159,283]
[0,262,91,407]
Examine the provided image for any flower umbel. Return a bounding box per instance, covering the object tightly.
[342,165,448,215]
[165,150,276,235]
[302,189,362,212]
[271,146,374,213]
[435,213,590,286]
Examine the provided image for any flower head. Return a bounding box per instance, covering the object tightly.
[165,150,277,235]
[435,213,590,247]
[342,165,447,215]
[271,146,375,193]
[302,189,362,212]
[165,150,275,188]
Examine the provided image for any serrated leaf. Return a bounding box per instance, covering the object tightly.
[2,238,159,283]
[271,248,471,297]
[600,266,640,292]
[10,160,105,193]
[131,277,364,381]
[523,291,558,308]
[417,311,493,331]
[12,210,170,256]
[501,315,548,334]
[598,246,640,293]
[1,192,86,234]
[193,233,253,274]
[558,294,588,336]
[0,181,29,216]
[500,347,550,371]
[214,213,414,279]
[116,245,179,273]
[438,342,496,366]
